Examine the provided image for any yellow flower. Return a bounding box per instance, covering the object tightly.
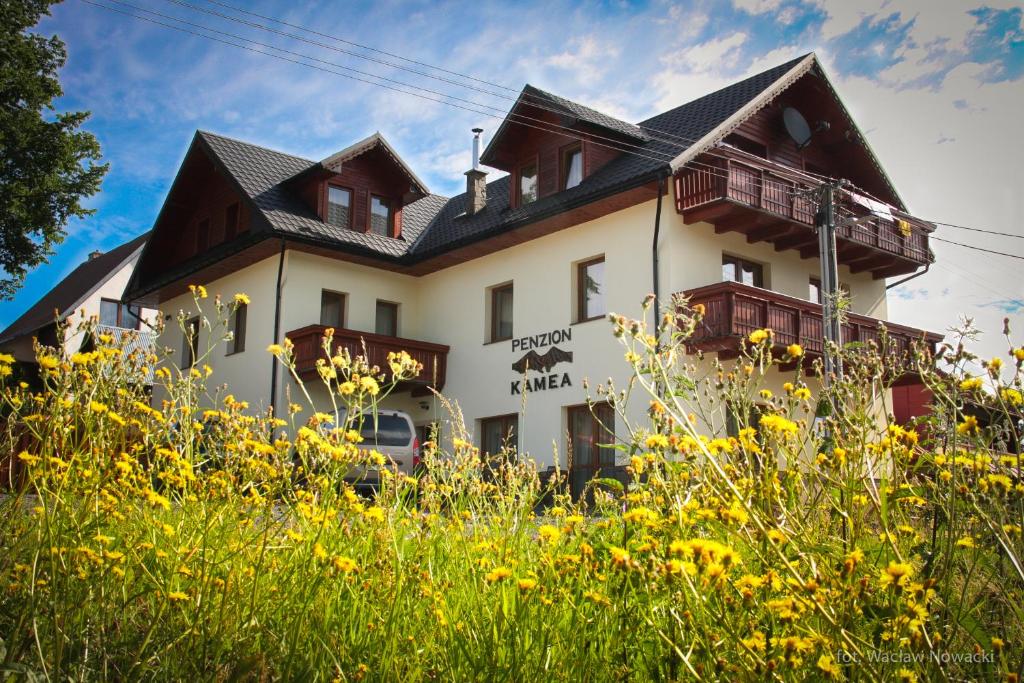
[485,566,512,583]
[517,578,537,592]
[793,387,812,401]
[748,328,771,344]
[188,284,208,299]
[313,543,328,560]
[38,356,59,370]
[332,556,358,573]
[167,591,189,601]
[879,561,914,590]
[266,344,285,355]
[957,415,979,436]
[359,376,380,396]
[538,524,561,543]
[233,293,250,306]
[787,343,803,357]
[1000,388,1023,406]
[817,654,842,679]
[955,536,975,549]
[1014,347,1024,362]
[759,413,799,436]
[960,377,983,392]
[608,546,631,566]
[0,353,14,364]
[339,381,356,395]
[645,433,669,449]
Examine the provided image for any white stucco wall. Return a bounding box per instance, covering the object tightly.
[151,187,897,471]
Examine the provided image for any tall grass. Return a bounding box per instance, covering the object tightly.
[0,290,1021,681]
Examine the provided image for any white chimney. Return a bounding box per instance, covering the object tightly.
[465,128,487,216]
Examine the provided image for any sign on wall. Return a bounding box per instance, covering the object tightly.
[510,328,573,395]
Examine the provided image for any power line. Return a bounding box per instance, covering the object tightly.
[931,236,1024,261]
[925,221,1024,241]
[81,0,813,198]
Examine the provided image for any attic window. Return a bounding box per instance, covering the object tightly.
[370,195,392,236]
[225,203,239,240]
[327,186,353,230]
[562,144,583,190]
[518,163,538,206]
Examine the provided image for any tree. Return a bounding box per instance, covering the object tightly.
[0,0,108,299]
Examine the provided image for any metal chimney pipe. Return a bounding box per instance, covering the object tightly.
[472,128,483,170]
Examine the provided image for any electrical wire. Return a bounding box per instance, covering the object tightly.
[930,236,1024,261]
[922,221,1024,241]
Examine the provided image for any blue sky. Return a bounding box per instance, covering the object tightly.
[3,0,1023,365]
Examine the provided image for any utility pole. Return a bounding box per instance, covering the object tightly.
[817,181,843,386]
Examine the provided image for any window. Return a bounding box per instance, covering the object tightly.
[196,218,210,252]
[576,256,606,322]
[480,414,518,458]
[375,300,399,337]
[99,299,141,329]
[227,303,246,354]
[562,144,583,190]
[518,162,537,206]
[183,317,199,369]
[809,278,849,305]
[809,278,822,304]
[225,203,240,240]
[722,255,764,288]
[354,413,414,447]
[567,403,616,500]
[327,186,352,230]
[490,283,513,342]
[370,195,392,236]
[320,290,346,328]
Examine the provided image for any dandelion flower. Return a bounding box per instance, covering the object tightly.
[748,328,771,344]
[485,566,512,583]
[787,343,803,357]
[167,591,189,601]
[233,293,250,306]
[266,344,285,355]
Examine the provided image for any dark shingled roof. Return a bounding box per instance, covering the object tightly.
[0,232,150,343]
[140,55,810,286]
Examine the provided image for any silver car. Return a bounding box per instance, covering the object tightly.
[335,408,421,487]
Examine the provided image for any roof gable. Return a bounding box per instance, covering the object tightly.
[0,232,149,344]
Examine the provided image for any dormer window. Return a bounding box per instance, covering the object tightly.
[562,143,583,190]
[370,195,392,236]
[518,162,538,206]
[327,186,353,230]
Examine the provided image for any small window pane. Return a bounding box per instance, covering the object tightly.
[564,148,583,190]
[124,304,142,330]
[492,286,513,341]
[519,164,537,205]
[579,258,605,320]
[320,291,345,328]
[327,187,352,230]
[100,300,120,327]
[228,304,247,354]
[741,262,759,286]
[375,301,398,337]
[370,196,391,236]
[481,415,517,457]
[809,279,822,304]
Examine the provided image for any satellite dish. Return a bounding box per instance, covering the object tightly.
[783,107,813,149]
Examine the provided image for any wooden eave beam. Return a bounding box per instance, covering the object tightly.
[747,221,794,244]
[774,232,817,252]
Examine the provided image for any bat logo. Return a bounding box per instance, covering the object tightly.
[512,346,573,374]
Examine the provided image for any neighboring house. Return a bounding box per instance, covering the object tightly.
[125,53,941,496]
[0,232,158,375]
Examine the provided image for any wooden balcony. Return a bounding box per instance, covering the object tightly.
[286,325,449,394]
[681,281,942,378]
[674,150,934,279]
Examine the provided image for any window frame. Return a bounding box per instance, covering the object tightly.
[319,290,347,329]
[325,184,354,231]
[515,157,539,208]
[375,300,399,337]
[183,316,200,369]
[369,194,393,236]
[721,254,765,288]
[489,283,514,343]
[99,298,141,329]
[566,402,616,499]
[560,142,584,191]
[575,256,606,323]
[224,202,240,241]
[227,303,247,355]
[480,413,519,458]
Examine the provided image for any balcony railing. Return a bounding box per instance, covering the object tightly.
[673,150,934,278]
[680,281,942,373]
[286,325,449,393]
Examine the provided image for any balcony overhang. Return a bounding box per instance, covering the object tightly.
[286,325,449,396]
[674,151,935,279]
[680,281,943,383]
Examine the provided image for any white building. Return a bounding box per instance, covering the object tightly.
[125,54,940,495]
